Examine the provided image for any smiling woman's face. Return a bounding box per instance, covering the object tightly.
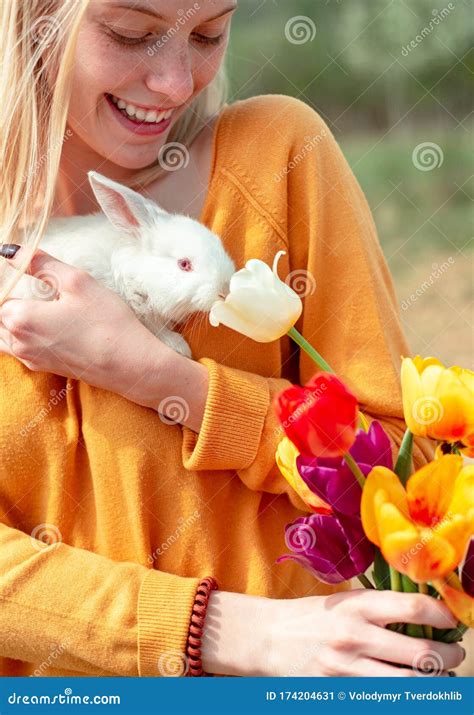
[67,0,236,169]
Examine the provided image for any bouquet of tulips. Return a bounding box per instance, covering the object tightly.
[210,251,473,642]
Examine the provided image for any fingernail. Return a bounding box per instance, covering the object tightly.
[0,243,21,259]
[460,646,466,661]
[448,671,457,677]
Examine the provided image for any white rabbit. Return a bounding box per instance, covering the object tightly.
[10,171,235,358]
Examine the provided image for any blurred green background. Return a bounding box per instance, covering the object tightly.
[226,0,473,366]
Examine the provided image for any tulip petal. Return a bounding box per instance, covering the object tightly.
[298,456,362,516]
[375,494,459,582]
[448,464,474,518]
[361,467,409,546]
[276,438,332,514]
[433,574,474,628]
[406,455,463,526]
[435,512,474,566]
[461,538,474,597]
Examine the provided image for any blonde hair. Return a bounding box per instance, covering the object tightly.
[0,0,229,303]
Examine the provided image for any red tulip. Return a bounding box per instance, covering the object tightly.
[274,372,359,458]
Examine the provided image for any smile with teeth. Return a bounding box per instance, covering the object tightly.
[107,93,174,124]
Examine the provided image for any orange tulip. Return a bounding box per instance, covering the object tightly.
[361,455,474,583]
[433,573,474,628]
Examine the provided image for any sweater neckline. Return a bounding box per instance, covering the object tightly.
[198,102,230,226]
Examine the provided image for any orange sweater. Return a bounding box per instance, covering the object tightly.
[0,95,434,677]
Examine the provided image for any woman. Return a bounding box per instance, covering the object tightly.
[0,0,465,677]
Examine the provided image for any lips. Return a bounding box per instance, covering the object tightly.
[106,93,175,124]
[104,93,174,136]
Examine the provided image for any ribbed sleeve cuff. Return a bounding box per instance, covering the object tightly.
[182,357,271,471]
[137,569,200,677]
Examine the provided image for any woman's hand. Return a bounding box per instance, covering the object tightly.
[202,589,466,676]
[0,248,163,394]
[0,248,210,430]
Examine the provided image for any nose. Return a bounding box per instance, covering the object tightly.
[145,49,194,107]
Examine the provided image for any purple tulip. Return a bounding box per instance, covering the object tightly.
[277,513,374,584]
[276,422,390,583]
[297,421,392,516]
[462,538,474,597]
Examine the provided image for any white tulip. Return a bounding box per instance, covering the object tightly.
[209,250,303,342]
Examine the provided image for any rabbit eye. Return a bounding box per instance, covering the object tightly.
[178,258,193,272]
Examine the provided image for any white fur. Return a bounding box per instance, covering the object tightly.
[11,171,235,358]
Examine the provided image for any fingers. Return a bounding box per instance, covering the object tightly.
[357,658,450,677]
[363,624,466,670]
[2,245,79,290]
[357,591,458,629]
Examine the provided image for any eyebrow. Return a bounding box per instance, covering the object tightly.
[110,2,238,22]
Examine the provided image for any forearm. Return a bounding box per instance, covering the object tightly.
[118,334,209,433]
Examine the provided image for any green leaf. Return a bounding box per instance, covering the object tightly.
[372,548,391,590]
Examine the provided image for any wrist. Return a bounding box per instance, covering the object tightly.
[201,590,276,676]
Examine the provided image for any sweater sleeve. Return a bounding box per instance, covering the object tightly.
[181,98,434,504]
[0,521,199,676]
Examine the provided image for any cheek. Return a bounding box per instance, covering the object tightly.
[191,44,227,91]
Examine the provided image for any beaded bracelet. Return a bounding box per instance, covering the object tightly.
[186,576,219,676]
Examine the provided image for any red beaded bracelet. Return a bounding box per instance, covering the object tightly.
[186,576,219,676]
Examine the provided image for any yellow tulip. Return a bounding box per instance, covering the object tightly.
[361,455,474,583]
[209,251,302,342]
[275,437,331,514]
[401,356,474,453]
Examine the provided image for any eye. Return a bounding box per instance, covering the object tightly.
[178,257,193,272]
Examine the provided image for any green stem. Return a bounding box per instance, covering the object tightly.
[390,567,402,592]
[343,452,366,489]
[357,573,375,589]
[287,327,333,373]
[418,583,433,640]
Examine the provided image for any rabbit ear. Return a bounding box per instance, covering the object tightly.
[88,171,169,237]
